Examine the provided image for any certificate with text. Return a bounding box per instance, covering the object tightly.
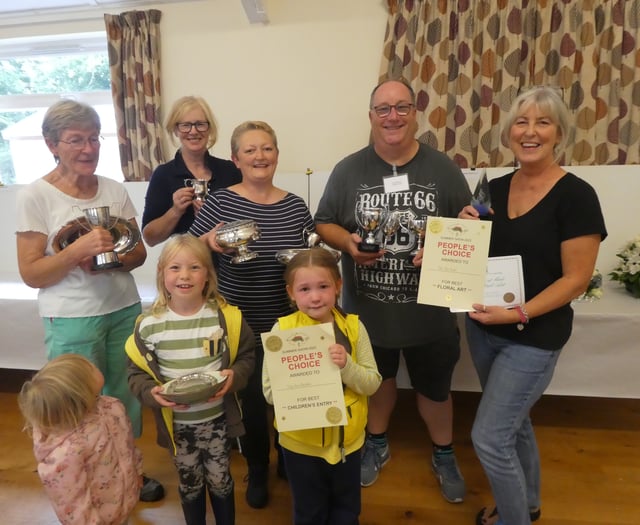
[417,217,492,310]
[261,323,347,432]
[450,255,525,312]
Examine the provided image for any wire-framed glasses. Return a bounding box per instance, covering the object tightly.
[58,136,102,149]
[370,103,414,118]
[176,121,210,133]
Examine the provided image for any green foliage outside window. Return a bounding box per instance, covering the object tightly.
[0,54,111,184]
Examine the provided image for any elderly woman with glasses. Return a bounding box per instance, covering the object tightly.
[15,99,164,503]
[141,95,241,246]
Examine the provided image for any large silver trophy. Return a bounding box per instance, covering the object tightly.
[184,178,209,202]
[54,206,140,270]
[216,219,261,263]
[354,203,387,252]
[76,206,124,270]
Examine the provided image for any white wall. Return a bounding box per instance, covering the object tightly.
[1,0,387,173]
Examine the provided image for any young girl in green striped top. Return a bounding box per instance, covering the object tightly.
[126,234,255,525]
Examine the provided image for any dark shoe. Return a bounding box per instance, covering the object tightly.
[245,464,269,509]
[210,485,236,525]
[475,506,541,525]
[140,475,165,502]
[431,452,465,503]
[180,489,206,525]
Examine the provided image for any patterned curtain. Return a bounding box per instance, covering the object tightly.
[104,9,166,181]
[380,0,640,167]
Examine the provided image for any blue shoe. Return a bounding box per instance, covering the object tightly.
[360,438,390,487]
[431,453,465,503]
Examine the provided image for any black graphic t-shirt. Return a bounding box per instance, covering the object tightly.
[315,143,471,348]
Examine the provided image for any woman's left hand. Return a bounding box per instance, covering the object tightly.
[468,304,519,325]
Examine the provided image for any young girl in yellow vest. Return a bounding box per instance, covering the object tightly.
[262,247,381,525]
[18,354,142,525]
[126,234,255,525]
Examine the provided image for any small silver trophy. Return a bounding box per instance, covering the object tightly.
[216,219,261,263]
[407,215,428,256]
[75,205,123,270]
[379,210,402,261]
[184,178,209,202]
[355,203,387,252]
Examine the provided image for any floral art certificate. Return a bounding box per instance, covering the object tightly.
[450,255,525,312]
[261,323,347,432]
[417,216,492,310]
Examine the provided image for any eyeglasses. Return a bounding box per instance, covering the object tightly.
[58,136,102,150]
[176,121,210,133]
[370,103,414,118]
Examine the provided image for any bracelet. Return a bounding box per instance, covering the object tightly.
[514,304,529,331]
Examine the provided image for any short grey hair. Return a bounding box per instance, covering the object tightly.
[42,99,101,144]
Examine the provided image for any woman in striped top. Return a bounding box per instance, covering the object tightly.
[190,121,314,509]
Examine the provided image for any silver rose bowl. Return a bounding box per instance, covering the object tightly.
[216,219,261,263]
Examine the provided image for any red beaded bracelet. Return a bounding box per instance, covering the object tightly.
[514,305,529,331]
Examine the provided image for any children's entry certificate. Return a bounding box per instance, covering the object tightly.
[417,216,492,310]
[261,323,347,432]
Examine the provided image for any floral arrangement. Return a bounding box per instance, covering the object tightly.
[609,235,640,298]
[576,269,603,301]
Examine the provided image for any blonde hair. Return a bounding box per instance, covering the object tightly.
[18,354,99,435]
[284,247,342,292]
[165,95,219,150]
[230,120,278,157]
[151,234,227,316]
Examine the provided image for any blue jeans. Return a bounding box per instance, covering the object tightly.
[466,318,561,525]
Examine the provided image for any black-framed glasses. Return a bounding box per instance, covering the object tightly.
[176,121,210,133]
[58,136,102,150]
[370,103,414,118]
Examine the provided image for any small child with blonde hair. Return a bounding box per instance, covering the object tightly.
[126,233,255,525]
[18,353,142,525]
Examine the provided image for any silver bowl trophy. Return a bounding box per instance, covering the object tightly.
[275,228,341,265]
[354,203,387,252]
[184,178,209,202]
[73,205,126,270]
[216,219,261,263]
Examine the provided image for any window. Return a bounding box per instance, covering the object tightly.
[0,32,122,185]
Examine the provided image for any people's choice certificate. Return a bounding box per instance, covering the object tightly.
[262,323,347,432]
[417,217,492,310]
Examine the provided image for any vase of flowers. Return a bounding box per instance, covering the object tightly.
[575,269,603,301]
[609,236,640,298]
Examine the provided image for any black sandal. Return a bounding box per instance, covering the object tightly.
[476,506,541,525]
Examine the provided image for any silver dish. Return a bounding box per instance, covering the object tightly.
[53,216,141,256]
[160,372,227,405]
[275,245,341,265]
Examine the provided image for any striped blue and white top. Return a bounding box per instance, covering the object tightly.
[190,189,314,349]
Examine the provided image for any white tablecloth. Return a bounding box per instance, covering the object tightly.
[2,278,639,398]
[398,282,640,398]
